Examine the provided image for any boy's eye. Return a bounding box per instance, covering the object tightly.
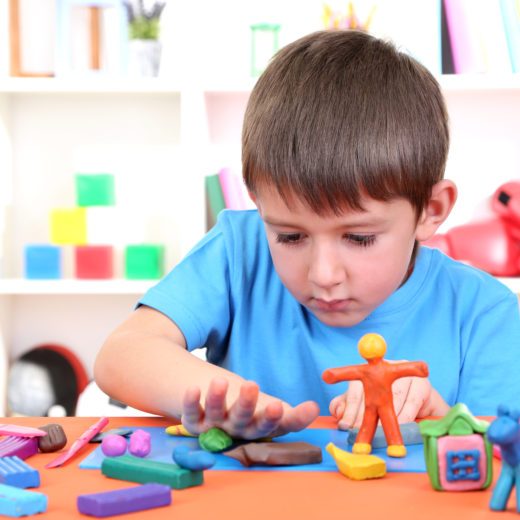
[344,234,376,247]
[276,233,303,245]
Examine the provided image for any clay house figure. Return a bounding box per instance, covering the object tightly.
[419,403,493,491]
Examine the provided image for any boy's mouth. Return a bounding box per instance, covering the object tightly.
[312,298,350,312]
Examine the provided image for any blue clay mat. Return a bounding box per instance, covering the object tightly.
[80,427,426,473]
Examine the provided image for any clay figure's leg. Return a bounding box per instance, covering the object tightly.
[490,462,514,511]
[353,407,378,455]
[379,405,405,457]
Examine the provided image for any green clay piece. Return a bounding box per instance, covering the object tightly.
[102,455,203,489]
[198,427,233,452]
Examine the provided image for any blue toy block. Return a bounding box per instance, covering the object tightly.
[0,457,40,488]
[0,484,47,517]
[77,483,171,517]
[24,245,61,279]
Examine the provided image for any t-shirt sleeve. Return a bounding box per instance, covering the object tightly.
[457,290,520,415]
[138,219,233,356]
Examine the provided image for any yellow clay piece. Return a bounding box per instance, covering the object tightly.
[352,442,372,455]
[326,442,386,480]
[386,444,406,458]
[165,424,196,437]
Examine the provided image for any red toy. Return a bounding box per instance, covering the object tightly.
[322,333,428,458]
[424,181,520,276]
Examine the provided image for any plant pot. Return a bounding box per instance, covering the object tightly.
[128,39,162,77]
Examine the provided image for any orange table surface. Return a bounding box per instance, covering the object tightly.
[0,415,512,519]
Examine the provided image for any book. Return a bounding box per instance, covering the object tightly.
[441,0,456,74]
[444,0,511,73]
[205,174,226,229]
[217,168,248,210]
[443,0,487,73]
[500,0,520,72]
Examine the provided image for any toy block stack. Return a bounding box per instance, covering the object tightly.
[24,172,165,280]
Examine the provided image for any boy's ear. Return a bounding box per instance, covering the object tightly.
[416,180,457,241]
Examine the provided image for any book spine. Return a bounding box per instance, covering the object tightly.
[217,168,247,210]
[500,0,520,72]
[205,174,226,225]
[443,0,486,73]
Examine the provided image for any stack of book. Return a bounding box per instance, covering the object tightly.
[205,168,251,229]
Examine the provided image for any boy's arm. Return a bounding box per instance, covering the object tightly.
[94,306,318,439]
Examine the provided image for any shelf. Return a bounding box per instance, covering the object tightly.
[2,74,520,95]
[0,279,157,295]
[0,77,182,94]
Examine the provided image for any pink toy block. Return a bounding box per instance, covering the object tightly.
[74,245,113,279]
[437,434,487,491]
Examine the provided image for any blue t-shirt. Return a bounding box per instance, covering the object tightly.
[140,209,520,415]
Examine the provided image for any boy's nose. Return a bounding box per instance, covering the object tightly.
[307,245,345,288]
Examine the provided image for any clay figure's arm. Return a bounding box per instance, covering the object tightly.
[322,365,366,384]
[388,361,428,381]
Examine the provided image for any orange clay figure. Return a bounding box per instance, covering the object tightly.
[322,333,428,458]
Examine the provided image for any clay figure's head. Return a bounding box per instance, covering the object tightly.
[358,333,387,360]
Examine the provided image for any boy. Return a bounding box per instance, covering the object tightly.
[95,30,520,439]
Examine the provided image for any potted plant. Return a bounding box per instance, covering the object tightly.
[124,0,166,77]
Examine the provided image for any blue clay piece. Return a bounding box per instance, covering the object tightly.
[172,445,216,470]
[347,422,423,448]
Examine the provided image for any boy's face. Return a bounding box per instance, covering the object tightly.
[254,187,422,327]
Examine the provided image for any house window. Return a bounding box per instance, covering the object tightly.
[446,449,481,481]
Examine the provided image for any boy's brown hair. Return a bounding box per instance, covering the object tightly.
[242,29,449,217]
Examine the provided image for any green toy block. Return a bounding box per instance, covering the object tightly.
[125,244,164,279]
[50,208,87,245]
[102,455,203,489]
[75,174,115,207]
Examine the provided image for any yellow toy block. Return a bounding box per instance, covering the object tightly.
[50,208,87,245]
[326,442,386,481]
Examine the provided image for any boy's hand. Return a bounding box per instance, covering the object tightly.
[181,377,319,440]
[329,376,450,430]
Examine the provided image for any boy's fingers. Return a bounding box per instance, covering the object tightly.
[228,381,260,429]
[392,377,412,418]
[329,395,345,419]
[279,401,320,434]
[252,400,284,438]
[182,386,203,427]
[397,378,427,423]
[204,377,229,423]
[339,382,363,429]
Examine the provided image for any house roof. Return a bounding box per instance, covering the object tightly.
[418,403,490,438]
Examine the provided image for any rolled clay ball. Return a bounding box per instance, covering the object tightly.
[37,423,67,453]
[101,434,127,457]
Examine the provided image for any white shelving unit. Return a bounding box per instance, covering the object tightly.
[1,0,519,416]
